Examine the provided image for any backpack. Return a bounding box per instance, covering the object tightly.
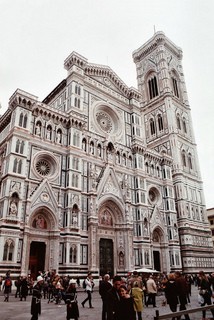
[5,278,12,287]
[82,279,86,289]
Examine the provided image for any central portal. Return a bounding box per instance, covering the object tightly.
[29,241,46,279]
[99,238,113,277]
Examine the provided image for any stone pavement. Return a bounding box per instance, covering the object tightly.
[0,284,212,320]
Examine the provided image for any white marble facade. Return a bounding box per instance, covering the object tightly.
[0,32,213,279]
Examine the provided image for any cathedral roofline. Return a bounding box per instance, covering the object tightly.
[132,31,183,62]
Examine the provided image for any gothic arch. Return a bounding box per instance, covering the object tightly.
[152,226,165,243]
[29,206,58,231]
[97,198,124,224]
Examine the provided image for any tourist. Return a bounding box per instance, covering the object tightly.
[117,284,135,320]
[146,275,157,307]
[106,275,121,320]
[130,281,144,320]
[164,273,178,319]
[65,279,79,320]
[20,275,28,301]
[198,270,214,320]
[3,274,12,302]
[31,275,43,320]
[81,272,94,308]
[99,274,112,320]
[174,271,190,320]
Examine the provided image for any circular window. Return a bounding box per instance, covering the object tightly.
[93,103,121,136]
[33,151,59,180]
[148,187,160,204]
[96,111,113,133]
[36,160,51,176]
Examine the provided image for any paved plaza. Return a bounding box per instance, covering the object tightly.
[0,284,212,320]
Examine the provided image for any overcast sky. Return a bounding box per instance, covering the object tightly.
[0,0,213,208]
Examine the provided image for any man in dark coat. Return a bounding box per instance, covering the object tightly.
[31,276,43,320]
[106,275,121,320]
[99,274,112,320]
[175,271,190,320]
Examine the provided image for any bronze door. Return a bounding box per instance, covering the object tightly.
[99,238,114,277]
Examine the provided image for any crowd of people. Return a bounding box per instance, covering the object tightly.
[1,269,214,320]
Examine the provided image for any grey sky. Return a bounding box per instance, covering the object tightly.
[0,0,213,207]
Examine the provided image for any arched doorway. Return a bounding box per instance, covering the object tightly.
[96,199,127,276]
[152,228,162,272]
[29,241,46,279]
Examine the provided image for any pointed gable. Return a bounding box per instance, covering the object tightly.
[29,179,58,213]
[97,165,124,204]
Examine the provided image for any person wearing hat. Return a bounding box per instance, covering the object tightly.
[65,279,79,320]
[30,275,43,320]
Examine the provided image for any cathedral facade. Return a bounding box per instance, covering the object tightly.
[0,32,213,279]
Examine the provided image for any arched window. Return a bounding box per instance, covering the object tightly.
[172,77,179,98]
[176,114,181,130]
[157,114,163,131]
[23,114,28,128]
[19,113,23,126]
[3,239,14,261]
[18,160,22,174]
[188,153,193,169]
[13,158,18,172]
[70,245,77,263]
[148,75,159,99]
[181,150,186,167]
[15,140,20,153]
[182,117,187,133]
[20,141,24,154]
[145,162,149,173]
[150,118,156,135]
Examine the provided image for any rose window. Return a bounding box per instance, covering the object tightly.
[36,160,50,176]
[32,151,59,180]
[148,187,160,204]
[96,112,113,133]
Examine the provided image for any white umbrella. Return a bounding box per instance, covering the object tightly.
[133,267,159,273]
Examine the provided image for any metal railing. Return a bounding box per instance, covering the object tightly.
[154,304,214,320]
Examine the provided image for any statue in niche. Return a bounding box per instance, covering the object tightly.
[9,200,18,215]
[72,212,78,226]
[35,123,41,136]
[119,251,124,266]
[33,214,47,229]
[144,218,149,236]
[46,126,52,140]
[56,130,62,143]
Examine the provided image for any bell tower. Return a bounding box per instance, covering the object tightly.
[133,31,214,272]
